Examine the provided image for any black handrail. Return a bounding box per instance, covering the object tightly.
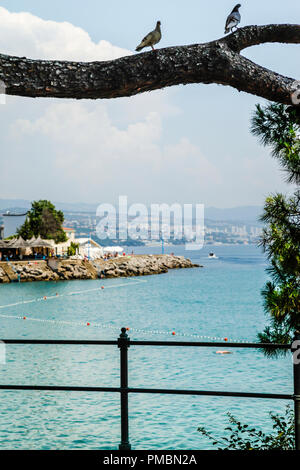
[0,328,299,451]
[0,385,292,400]
[1,339,290,348]
[1,339,117,345]
[129,340,291,348]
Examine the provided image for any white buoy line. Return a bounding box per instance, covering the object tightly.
[0,278,148,310]
[0,277,249,343]
[0,311,248,343]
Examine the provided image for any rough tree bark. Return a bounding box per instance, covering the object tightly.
[0,24,299,105]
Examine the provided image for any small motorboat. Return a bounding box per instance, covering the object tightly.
[208,252,218,259]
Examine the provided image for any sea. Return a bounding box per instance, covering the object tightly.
[0,245,293,450]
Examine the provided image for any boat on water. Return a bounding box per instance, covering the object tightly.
[208,252,218,259]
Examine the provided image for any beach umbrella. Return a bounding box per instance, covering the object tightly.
[103,246,124,253]
[29,236,52,248]
[12,237,30,249]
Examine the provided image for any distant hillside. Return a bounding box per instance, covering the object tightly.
[0,199,98,214]
[0,199,31,212]
[205,206,262,223]
[0,199,262,223]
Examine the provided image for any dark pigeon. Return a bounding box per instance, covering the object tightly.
[225,4,241,34]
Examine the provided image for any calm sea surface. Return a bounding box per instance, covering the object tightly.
[0,245,292,450]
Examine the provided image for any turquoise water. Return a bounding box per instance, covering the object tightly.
[0,245,293,449]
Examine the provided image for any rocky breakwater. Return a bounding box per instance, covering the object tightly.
[93,255,201,279]
[0,259,98,283]
[54,259,98,281]
[0,255,201,284]
[0,261,58,283]
[0,265,10,283]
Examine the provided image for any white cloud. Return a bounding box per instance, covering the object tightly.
[0,6,131,60]
[0,5,287,207]
[11,101,220,202]
[0,7,219,204]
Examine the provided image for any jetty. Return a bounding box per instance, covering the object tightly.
[0,255,201,284]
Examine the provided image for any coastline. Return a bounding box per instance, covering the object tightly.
[0,254,201,284]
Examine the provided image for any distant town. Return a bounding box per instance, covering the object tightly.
[44,210,262,247]
[0,209,262,248]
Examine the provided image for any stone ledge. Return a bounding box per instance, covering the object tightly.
[0,255,202,284]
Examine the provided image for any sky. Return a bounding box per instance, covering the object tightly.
[0,1,299,209]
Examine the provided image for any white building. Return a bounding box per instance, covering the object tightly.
[63,227,76,241]
[76,238,104,260]
[52,228,104,259]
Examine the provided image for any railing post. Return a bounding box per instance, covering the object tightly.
[118,327,131,451]
[292,331,300,451]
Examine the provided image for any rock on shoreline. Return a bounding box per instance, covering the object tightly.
[0,255,201,284]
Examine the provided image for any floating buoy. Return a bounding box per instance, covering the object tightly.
[87,322,90,326]
[101,286,105,290]
[172,331,176,336]
[224,337,228,342]
[23,316,27,320]
[126,327,130,331]
[216,350,232,355]
[44,296,47,300]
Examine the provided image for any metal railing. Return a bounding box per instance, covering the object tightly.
[1,328,299,450]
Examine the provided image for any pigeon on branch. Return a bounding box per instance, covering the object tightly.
[136,21,162,52]
[224,4,241,34]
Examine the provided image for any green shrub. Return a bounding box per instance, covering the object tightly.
[198,405,295,450]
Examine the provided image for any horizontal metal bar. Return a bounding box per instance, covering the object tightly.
[0,385,121,392]
[127,388,293,400]
[129,341,291,349]
[1,340,117,345]
[0,339,290,349]
[0,385,293,400]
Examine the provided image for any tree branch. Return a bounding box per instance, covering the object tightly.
[224,24,300,52]
[0,24,299,105]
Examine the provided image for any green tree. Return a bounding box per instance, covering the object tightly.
[18,200,67,244]
[198,406,295,450]
[251,104,300,355]
[67,242,79,257]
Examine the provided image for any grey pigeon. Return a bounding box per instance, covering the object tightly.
[224,4,241,34]
[136,21,162,52]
